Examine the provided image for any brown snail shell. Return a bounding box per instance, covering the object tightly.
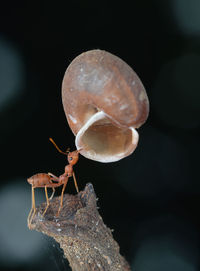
[62,49,149,162]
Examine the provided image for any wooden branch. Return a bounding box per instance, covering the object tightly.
[28,183,131,271]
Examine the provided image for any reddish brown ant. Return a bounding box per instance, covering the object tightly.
[27,138,81,227]
[49,137,80,195]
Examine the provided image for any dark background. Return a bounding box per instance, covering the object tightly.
[0,1,200,270]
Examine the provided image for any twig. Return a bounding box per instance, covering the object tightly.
[28,183,131,271]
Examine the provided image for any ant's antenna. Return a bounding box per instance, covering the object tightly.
[49,138,70,155]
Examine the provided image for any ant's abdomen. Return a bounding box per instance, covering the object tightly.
[27,173,51,187]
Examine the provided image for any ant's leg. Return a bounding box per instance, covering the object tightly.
[27,188,33,226]
[73,172,79,193]
[48,172,59,182]
[57,179,68,216]
[28,186,36,227]
[45,182,62,189]
[48,179,55,200]
[48,173,59,199]
[49,187,55,200]
[43,186,50,216]
[45,182,63,204]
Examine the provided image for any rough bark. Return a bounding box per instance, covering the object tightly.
[28,183,131,271]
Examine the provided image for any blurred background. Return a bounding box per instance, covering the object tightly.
[0,0,200,270]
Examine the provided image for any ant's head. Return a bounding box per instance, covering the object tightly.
[67,150,79,165]
[49,138,82,165]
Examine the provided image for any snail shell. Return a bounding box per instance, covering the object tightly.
[62,49,149,162]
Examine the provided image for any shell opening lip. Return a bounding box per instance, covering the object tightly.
[75,111,139,163]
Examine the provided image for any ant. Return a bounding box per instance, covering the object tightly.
[27,138,81,228]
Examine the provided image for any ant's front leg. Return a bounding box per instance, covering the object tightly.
[49,187,55,200]
[48,172,59,181]
[42,182,63,216]
[57,177,69,216]
[48,172,59,200]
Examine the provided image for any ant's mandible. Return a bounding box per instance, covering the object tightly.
[27,138,81,228]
